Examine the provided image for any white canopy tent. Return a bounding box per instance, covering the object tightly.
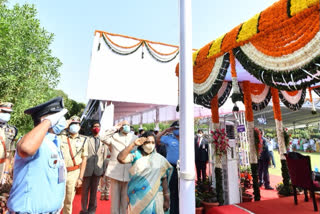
[85,30,180,128]
[84,30,239,129]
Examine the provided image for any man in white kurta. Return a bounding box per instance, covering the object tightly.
[101,121,137,214]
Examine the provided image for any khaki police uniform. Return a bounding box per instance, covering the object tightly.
[0,123,17,179]
[60,134,88,214]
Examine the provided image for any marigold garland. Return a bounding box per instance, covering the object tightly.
[193,54,230,108]
[278,89,306,111]
[252,90,272,111]
[286,90,299,96]
[254,128,263,158]
[229,51,237,78]
[187,0,320,101]
[289,0,318,16]
[211,95,219,124]
[145,41,179,56]
[208,34,225,58]
[251,9,319,57]
[233,46,320,91]
[243,81,254,122]
[250,84,272,111]
[236,13,260,43]
[104,33,142,49]
[250,83,266,96]
[271,88,282,121]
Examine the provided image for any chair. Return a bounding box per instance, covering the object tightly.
[285,152,320,211]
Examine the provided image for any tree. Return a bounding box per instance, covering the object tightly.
[0,3,62,135]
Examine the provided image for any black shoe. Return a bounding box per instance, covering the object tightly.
[259,182,263,187]
[265,186,274,190]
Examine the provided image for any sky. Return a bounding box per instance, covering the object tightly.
[9,0,278,103]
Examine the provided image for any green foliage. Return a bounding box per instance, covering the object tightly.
[0,3,84,136]
[195,178,217,204]
[264,128,276,138]
[250,163,261,201]
[214,167,224,205]
[280,160,291,196]
[132,122,171,132]
[283,129,290,149]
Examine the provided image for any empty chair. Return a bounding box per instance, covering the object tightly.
[285,152,320,212]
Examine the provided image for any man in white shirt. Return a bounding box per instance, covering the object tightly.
[267,138,276,168]
[101,121,137,214]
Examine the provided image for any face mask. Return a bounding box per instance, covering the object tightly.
[122,125,130,134]
[173,129,179,136]
[142,143,155,154]
[52,117,67,135]
[69,124,80,134]
[0,113,10,123]
[92,127,100,135]
[197,134,202,138]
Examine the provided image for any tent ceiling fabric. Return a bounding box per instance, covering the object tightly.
[183,0,320,109]
[254,103,320,129]
[109,101,164,121]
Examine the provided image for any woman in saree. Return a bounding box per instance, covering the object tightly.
[118,131,172,214]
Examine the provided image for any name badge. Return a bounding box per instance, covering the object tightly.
[58,160,66,183]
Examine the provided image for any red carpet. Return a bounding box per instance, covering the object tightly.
[246,174,282,201]
[208,194,320,214]
[70,174,286,213]
[206,205,250,214]
[72,192,111,214]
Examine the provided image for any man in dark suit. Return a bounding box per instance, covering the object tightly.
[258,129,274,190]
[81,121,107,214]
[194,129,209,182]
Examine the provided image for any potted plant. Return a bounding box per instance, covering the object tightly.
[196,178,218,213]
[240,167,253,202]
[195,189,204,214]
[276,181,303,197]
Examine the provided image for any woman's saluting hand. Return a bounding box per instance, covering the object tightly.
[134,137,147,146]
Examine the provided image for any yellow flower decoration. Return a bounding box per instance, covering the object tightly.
[290,0,318,16]
[192,50,200,66]
[207,34,225,58]
[236,13,260,43]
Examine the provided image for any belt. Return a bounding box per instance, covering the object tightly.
[67,165,80,172]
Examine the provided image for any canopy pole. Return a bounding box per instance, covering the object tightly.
[179,0,195,213]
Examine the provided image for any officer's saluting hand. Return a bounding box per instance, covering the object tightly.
[8,97,68,214]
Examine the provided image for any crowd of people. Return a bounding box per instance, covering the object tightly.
[1,95,292,214]
[0,97,211,214]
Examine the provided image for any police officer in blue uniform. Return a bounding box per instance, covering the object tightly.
[156,121,180,214]
[8,97,68,214]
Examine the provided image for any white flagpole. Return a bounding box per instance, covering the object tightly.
[179,0,195,213]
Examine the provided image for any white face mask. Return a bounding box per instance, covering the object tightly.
[0,113,11,123]
[142,143,155,154]
[69,124,80,134]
